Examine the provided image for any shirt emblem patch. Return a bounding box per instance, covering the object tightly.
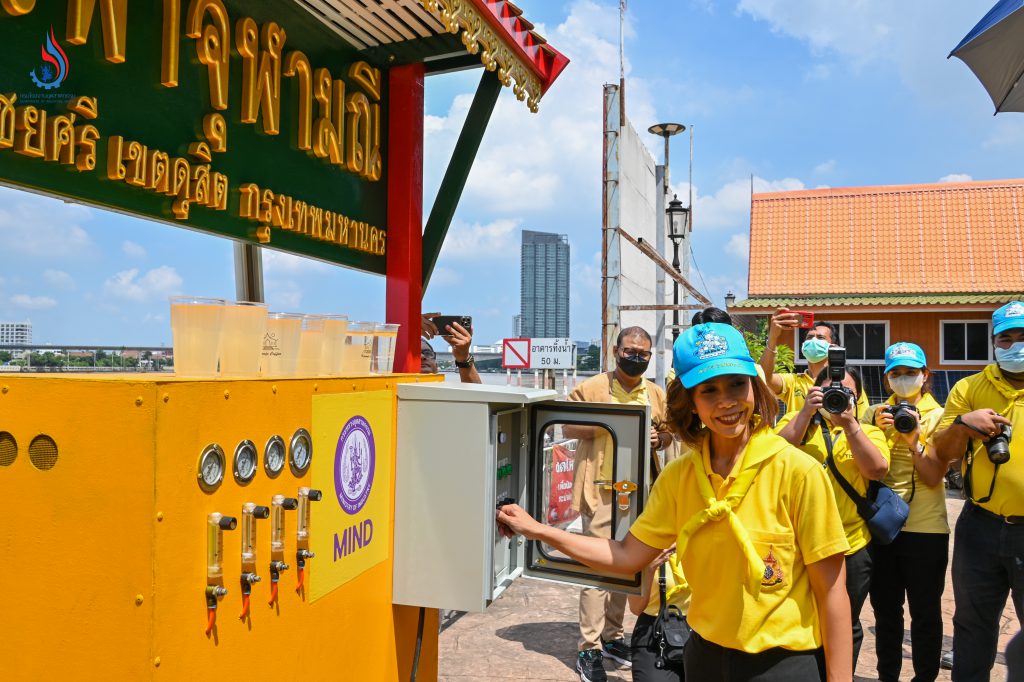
[762,546,785,587]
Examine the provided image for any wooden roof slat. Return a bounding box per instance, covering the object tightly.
[332,0,411,42]
[296,0,377,48]
[377,0,437,38]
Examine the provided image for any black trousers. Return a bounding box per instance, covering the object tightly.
[631,612,685,682]
[683,630,820,681]
[846,544,873,669]
[868,531,949,682]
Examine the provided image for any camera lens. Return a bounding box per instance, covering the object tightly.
[986,425,1012,464]
[822,386,851,414]
[893,412,917,433]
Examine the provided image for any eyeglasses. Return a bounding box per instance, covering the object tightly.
[621,351,652,361]
[420,347,436,360]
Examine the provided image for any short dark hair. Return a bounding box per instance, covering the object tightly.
[814,321,841,345]
[616,326,652,348]
[691,307,733,326]
[666,375,778,448]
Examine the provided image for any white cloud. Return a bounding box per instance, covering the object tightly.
[0,187,92,258]
[429,266,463,287]
[726,233,750,261]
[673,175,805,230]
[265,279,303,310]
[804,64,832,82]
[938,173,972,183]
[43,269,75,290]
[11,294,57,310]
[103,266,183,302]
[441,218,521,260]
[814,159,837,175]
[263,249,330,275]
[121,240,147,259]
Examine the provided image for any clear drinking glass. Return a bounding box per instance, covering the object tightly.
[169,296,226,377]
[320,314,349,376]
[219,301,268,377]
[296,315,325,376]
[372,323,400,374]
[260,312,303,377]
[341,321,375,375]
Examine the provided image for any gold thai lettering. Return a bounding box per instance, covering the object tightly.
[254,225,271,244]
[14,106,45,158]
[348,62,381,101]
[309,205,323,239]
[312,68,341,164]
[170,157,191,219]
[210,172,228,210]
[68,96,98,120]
[239,183,260,220]
[236,18,286,136]
[185,0,231,111]
[292,199,307,234]
[323,210,335,241]
[188,141,212,163]
[106,135,126,179]
[346,92,369,177]
[73,124,99,172]
[45,112,77,165]
[161,0,180,87]
[124,140,147,186]
[0,93,16,150]
[1,0,35,16]
[337,215,349,247]
[260,188,274,224]
[66,0,128,63]
[146,149,170,193]
[283,50,312,151]
[346,62,382,182]
[271,193,292,229]
[190,164,210,205]
[203,113,227,153]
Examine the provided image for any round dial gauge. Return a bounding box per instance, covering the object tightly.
[290,429,312,475]
[264,436,285,478]
[197,444,225,492]
[233,440,258,484]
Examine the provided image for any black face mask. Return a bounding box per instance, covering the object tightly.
[617,354,650,377]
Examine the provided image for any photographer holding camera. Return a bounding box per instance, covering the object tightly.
[776,354,890,670]
[860,343,948,682]
[926,302,1024,680]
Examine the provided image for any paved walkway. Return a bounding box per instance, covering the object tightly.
[439,494,1018,681]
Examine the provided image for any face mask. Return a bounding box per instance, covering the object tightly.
[995,342,1024,374]
[802,338,830,363]
[617,354,650,377]
[889,374,924,398]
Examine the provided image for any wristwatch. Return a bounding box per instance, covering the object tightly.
[455,354,474,369]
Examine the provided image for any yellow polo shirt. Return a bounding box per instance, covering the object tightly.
[934,365,1024,517]
[776,371,869,418]
[641,553,691,617]
[598,378,649,481]
[775,414,889,554]
[863,394,948,534]
[629,429,849,653]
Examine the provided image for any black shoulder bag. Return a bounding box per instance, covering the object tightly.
[652,562,690,669]
[819,419,909,546]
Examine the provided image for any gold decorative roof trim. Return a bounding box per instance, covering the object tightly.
[420,0,543,112]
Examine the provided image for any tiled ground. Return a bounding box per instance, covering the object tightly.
[439,494,1018,681]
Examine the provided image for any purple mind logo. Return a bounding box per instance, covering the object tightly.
[30,27,69,90]
[334,416,375,515]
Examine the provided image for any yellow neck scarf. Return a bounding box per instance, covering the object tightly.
[985,364,1024,404]
[675,435,767,597]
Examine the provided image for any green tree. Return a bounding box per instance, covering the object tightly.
[743,318,795,373]
[0,350,10,363]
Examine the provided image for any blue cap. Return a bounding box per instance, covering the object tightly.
[672,323,758,389]
[993,301,1024,335]
[884,342,926,374]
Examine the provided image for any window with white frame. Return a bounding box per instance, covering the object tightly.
[941,321,992,364]
[797,321,888,364]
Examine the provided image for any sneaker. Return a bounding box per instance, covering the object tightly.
[602,638,632,667]
[941,650,954,670]
[576,649,608,682]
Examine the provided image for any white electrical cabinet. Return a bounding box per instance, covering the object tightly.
[393,382,651,612]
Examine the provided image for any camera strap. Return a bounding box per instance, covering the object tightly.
[965,440,1000,505]
[819,421,874,517]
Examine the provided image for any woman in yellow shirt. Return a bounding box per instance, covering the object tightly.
[497,323,853,681]
[862,343,948,682]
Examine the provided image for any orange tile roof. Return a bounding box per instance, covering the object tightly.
[748,179,1024,297]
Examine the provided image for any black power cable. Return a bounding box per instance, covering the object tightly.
[410,606,426,682]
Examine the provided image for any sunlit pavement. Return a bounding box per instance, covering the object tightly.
[439,493,1015,681]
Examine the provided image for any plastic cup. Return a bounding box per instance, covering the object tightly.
[320,314,349,376]
[219,301,268,377]
[169,296,226,378]
[295,315,326,376]
[372,323,400,374]
[341,321,375,375]
[260,312,303,377]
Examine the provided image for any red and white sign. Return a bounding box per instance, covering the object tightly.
[502,338,531,369]
[547,444,579,527]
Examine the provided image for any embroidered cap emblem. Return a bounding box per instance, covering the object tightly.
[889,343,916,358]
[761,546,784,587]
[694,330,729,361]
[1006,302,1024,318]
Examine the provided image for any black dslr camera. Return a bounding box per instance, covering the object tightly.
[987,425,1013,464]
[822,347,855,414]
[884,401,920,434]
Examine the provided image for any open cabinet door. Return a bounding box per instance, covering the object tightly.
[522,401,650,593]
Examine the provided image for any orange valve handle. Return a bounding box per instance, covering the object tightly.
[205,606,216,635]
[239,593,250,620]
[268,581,279,606]
[296,566,305,592]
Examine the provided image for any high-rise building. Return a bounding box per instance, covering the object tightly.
[0,321,31,346]
[520,230,570,338]
[513,314,523,338]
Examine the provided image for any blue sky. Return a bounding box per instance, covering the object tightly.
[0,0,1017,347]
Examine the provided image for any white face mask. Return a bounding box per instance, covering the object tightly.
[889,374,924,399]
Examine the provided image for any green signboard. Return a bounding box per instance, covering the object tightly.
[0,0,388,273]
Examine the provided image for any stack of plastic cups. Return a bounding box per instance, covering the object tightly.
[296,315,325,376]
[320,314,349,375]
[219,301,268,377]
[169,296,226,378]
[341,321,375,375]
[260,312,303,377]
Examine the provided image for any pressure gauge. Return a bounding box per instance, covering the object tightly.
[264,435,286,478]
[197,444,226,492]
[233,440,258,484]
[290,428,312,476]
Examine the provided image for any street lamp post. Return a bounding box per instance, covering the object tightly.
[648,123,686,357]
[666,195,692,340]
